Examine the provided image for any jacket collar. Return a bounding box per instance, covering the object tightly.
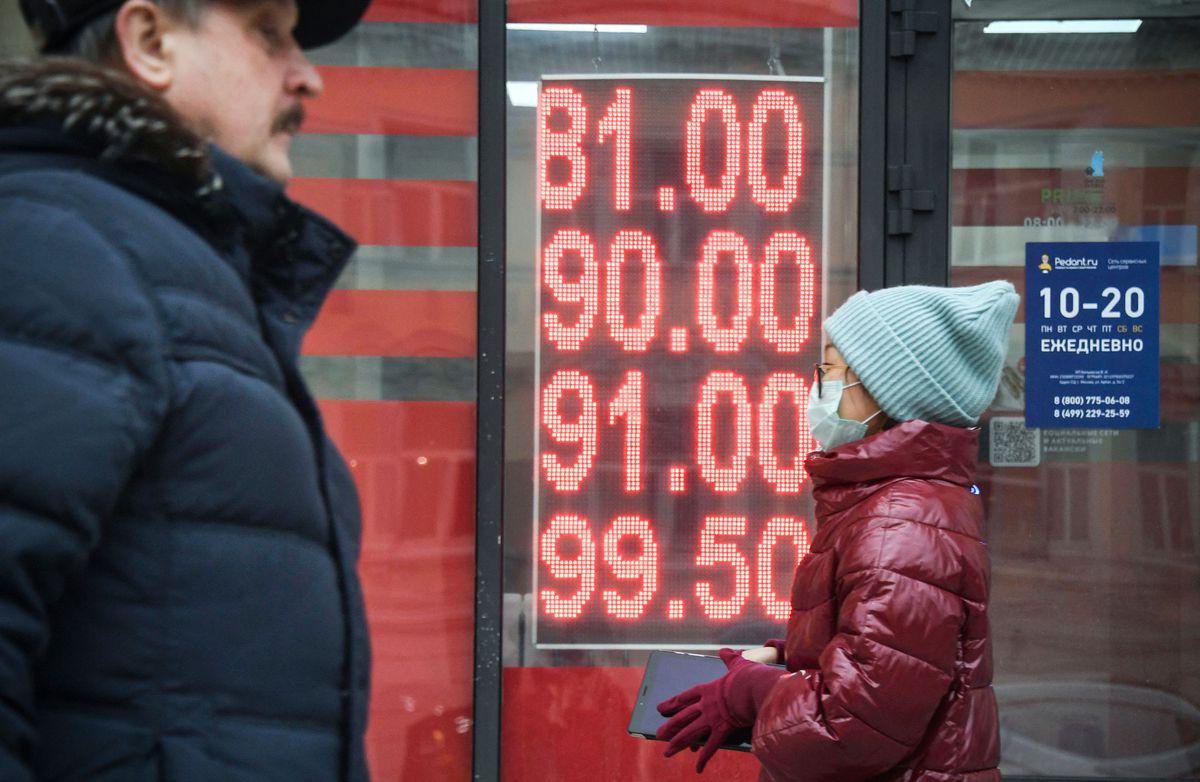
[804,420,979,515]
[0,58,354,323]
[211,146,355,327]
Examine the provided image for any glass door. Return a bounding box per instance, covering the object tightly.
[951,2,1200,778]
[500,1,860,777]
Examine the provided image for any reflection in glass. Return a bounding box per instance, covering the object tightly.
[951,2,1200,777]
[503,12,859,780]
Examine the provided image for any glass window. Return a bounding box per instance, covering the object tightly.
[502,2,859,777]
[951,2,1200,777]
[298,5,479,779]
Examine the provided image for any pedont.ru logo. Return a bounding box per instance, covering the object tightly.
[1053,255,1099,270]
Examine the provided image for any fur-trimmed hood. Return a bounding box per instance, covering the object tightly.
[0,57,221,197]
[0,56,356,326]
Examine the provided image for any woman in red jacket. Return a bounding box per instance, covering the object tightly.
[658,281,1020,782]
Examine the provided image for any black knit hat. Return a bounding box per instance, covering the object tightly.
[19,0,370,53]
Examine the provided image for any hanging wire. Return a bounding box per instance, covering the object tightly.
[767,30,785,76]
[592,24,603,71]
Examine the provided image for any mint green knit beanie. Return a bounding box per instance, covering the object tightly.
[824,280,1020,426]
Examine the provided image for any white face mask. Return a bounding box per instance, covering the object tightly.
[807,379,883,450]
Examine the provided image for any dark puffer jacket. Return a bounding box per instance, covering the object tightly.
[753,421,999,782]
[0,60,369,781]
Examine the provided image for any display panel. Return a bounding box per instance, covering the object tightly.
[533,76,824,647]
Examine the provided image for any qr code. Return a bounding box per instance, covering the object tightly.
[989,417,1040,467]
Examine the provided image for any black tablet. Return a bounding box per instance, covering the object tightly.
[627,650,782,751]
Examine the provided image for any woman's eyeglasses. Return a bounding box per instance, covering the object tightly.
[813,363,850,399]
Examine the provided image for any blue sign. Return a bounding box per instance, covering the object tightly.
[1025,242,1160,428]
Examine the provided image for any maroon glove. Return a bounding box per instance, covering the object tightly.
[656,648,787,772]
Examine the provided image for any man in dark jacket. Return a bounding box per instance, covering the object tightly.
[0,0,371,778]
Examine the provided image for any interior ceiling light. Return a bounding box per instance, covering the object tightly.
[983,19,1143,34]
[507,23,649,34]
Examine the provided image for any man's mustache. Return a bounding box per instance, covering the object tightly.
[272,105,306,134]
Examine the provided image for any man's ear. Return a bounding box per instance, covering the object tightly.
[114,0,177,91]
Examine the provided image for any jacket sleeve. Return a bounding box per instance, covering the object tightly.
[0,193,168,778]
[751,519,963,782]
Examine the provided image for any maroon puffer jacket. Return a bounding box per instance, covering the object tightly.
[752,420,999,782]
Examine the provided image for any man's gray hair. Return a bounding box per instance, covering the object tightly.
[53,1,209,64]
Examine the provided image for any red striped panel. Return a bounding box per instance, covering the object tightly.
[304,290,476,356]
[318,399,476,537]
[362,551,474,781]
[504,667,761,780]
[954,168,1200,226]
[362,556,474,782]
[951,266,1200,325]
[508,0,857,28]
[308,68,477,136]
[288,178,477,247]
[318,399,476,781]
[365,0,477,23]
[955,70,1200,129]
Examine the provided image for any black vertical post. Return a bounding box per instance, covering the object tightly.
[858,0,889,291]
[859,0,953,288]
[472,0,505,778]
[897,0,951,285]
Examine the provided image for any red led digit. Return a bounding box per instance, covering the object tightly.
[537,85,588,211]
[539,513,597,619]
[606,230,662,352]
[757,516,811,620]
[695,516,751,620]
[696,371,753,493]
[540,370,598,492]
[760,231,816,354]
[597,87,633,212]
[542,229,599,351]
[531,78,827,647]
[759,372,814,494]
[668,328,689,353]
[748,89,803,213]
[697,230,754,353]
[657,185,677,212]
[602,515,659,619]
[685,88,741,213]
[608,370,645,493]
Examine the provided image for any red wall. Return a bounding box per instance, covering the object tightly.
[296,0,479,778]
